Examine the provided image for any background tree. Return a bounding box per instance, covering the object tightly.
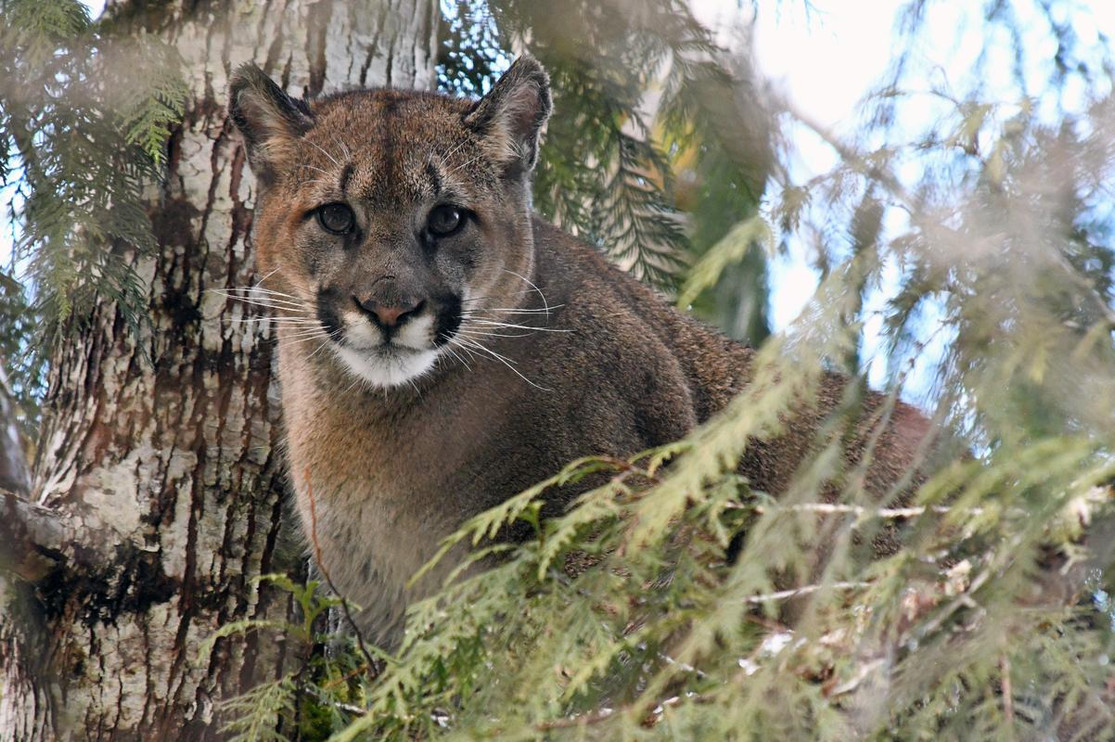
[0,362,28,495]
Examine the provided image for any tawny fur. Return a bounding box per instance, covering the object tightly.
[229,57,928,648]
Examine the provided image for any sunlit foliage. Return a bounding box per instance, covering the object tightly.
[4,0,1115,739]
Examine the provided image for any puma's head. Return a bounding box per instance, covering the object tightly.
[229,58,551,387]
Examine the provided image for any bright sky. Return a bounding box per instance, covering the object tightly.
[743,0,1115,333]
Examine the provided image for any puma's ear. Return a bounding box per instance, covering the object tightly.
[464,55,552,177]
[228,64,314,182]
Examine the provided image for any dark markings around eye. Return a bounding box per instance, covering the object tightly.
[425,161,442,199]
[338,162,354,196]
[316,286,345,340]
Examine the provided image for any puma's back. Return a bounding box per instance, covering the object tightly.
[229,57,927,648]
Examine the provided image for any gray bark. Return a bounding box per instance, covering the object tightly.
[0,1,438,739]
[0,364,29,496]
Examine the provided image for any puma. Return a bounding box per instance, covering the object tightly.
[228,56,928,648]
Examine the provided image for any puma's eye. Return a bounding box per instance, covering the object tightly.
[427,205,464,237]
[317,203,355,235]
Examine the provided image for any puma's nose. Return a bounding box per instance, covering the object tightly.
[353,295,425,328]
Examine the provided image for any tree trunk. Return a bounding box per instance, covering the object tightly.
[0,2,437,739]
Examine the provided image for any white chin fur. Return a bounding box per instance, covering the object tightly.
[332,344,439,388]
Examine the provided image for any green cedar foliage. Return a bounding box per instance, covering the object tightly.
[0,0,186,361]
[437,0,774,336]
[441,0,762,294]
[658,43,775,344]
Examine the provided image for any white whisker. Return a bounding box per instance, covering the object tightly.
[453,336,518,365]
[275,334,327,350]
[227,313,315,321]
[442,345,472,372]
[332,136,353,162]
[438,137,473,168]
[225,286,301,300]
[251,267,282,287]
[210,291,307,307]
[218,297,310,313]
[277,322,330,335]
[457,328,534,339]
[342,372,367,395]
[306,140,342,168]
[211,288,307,306]
[466,319,570,333]
[460,289,538,304]
[228,312,310,323]
[501,268,551,315]
[450,337,549,391]
[307,331,342,359]
[443,151,489,179]
[278,325,330,336]
[473,305,565,314]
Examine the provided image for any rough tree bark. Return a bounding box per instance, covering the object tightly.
[0,1,437,739]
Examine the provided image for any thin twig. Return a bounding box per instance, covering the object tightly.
[535,707,616,730]
[1000,652,1014,726]
[745,581,871,604]
[735,501,984,519]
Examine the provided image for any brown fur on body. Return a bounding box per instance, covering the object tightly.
[229,57,928,648]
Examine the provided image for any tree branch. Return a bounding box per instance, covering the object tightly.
[0,489,127,583]
[0,490,68,581]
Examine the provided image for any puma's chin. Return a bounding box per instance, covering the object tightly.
[332,344,439,388]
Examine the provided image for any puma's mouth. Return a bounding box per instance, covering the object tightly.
[311,289,461,388]
[327,304,441,387]
[331,342,440,388]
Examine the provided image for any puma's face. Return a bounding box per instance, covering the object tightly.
[250,92,514,389]
[230,58,551,388]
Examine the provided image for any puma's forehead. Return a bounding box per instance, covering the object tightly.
[284,90,503,209]
[230,55,551,209]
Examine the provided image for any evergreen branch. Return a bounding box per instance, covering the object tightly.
[219,676,297,742]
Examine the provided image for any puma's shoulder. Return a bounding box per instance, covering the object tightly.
[532,218,754,421]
